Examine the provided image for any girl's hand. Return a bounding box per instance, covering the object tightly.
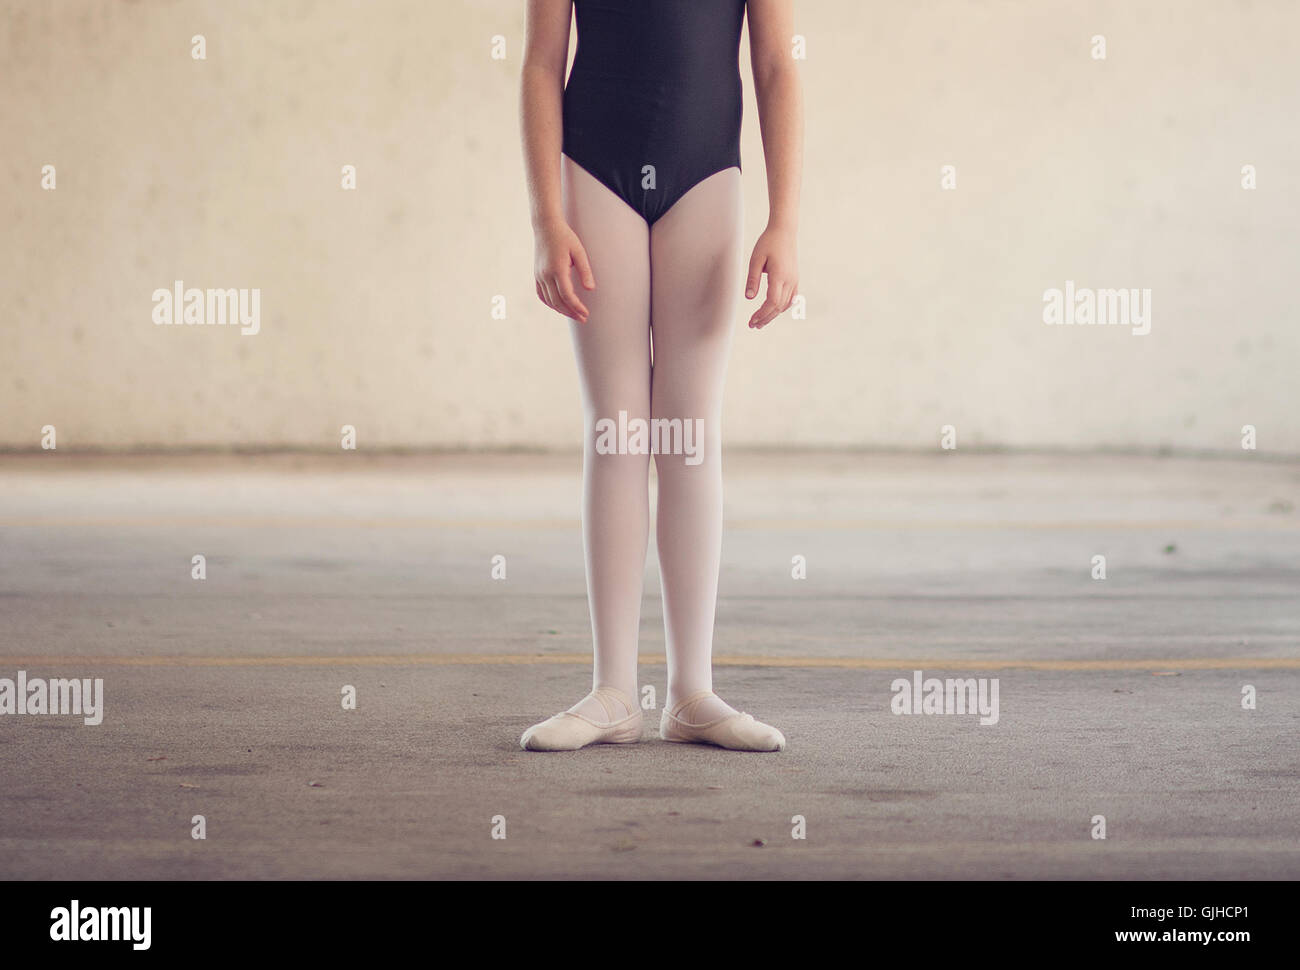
[744,225,798,329]
[534,218,595,323]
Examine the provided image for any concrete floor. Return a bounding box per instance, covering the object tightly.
[0,451,1297,879]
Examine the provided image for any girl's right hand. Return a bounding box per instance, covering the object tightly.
[534,219,596,323]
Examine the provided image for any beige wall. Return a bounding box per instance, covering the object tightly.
[2,0,1297,452]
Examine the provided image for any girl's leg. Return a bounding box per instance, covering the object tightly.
[649,168,782,749]
[526,157,651,742]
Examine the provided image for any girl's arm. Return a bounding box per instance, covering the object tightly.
[744,0,803,330]
[521,0,594,323]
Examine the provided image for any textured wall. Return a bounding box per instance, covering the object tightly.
[2,0,1297,452]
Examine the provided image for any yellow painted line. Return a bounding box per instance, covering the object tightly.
[1,655,1297,670]
[0,516,1295,530]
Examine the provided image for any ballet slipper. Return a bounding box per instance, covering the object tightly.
[520,686,643,751]
[659,690,786,752]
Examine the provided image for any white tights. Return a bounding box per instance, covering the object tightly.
[563,156,745,728]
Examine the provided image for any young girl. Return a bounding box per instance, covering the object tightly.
[518,0,802,751]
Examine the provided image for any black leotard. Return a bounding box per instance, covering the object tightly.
[562,0,747,226]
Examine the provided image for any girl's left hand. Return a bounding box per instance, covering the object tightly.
[744,225,798,329]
